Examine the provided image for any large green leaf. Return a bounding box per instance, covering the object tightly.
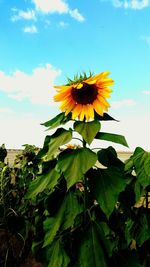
[95,132,128,147]
[97,146,124,169]
[45,128,72,161]
[125,147,150,187]
[57,148,97,189]
[77,222,107,267]
[125,214,150,247]
[90,167,126,218]
[47,240,70,267]
[25,167,60,199]
[41,112,71,130]
[43,192,83,247]
[74,120,101,145]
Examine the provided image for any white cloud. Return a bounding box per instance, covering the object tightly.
[32,0,69,13]
[111,99,136,108]
[112,0,150,9]
[23,25,38,33]
[143,90,150,95]
[0,108,15,114]
[97,114,150,151]
[11,8,36,22]
[69,9,85,22]
[58,21,68,28]
[0,64,61,105]
[141,35,150,45]
[0,114,47,149]
[32,0,85,22]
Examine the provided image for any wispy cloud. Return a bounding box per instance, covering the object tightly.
[23,25,38,33]
[0,108,15,114]
[111,99,136,108]
[141,35,150,45]
[58,21,68,28]
[69,9,85,22]
[11,8,36,22]
[112,0,150,9]
[143,90,150,95]
[32,0,85,22]
[32,0,69,14]
[0,64,61,105]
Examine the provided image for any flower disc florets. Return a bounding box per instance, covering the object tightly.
[54,71,114,121]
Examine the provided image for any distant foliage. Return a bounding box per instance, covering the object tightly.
[0,113,150,267]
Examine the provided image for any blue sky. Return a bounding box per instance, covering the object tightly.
[0,0,150,150]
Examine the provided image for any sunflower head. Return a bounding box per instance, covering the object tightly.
[54,71,114,121]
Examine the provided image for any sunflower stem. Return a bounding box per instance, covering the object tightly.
[82,139,88,222]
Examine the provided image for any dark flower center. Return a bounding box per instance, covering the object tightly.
[71,83,98,104]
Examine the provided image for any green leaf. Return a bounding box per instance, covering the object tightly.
[95,132,129,147]
[46,128,72,161]
[125,147,150,187]
[74,120,101,145]
[25,167,60,199]
[57,148,97,189]
[47,240,70,267]
[90,167,126,218]
[94,112,119,121]
[43,192,83,247]
[41,112,71,130]
[95,221,117,257]
[77,222,107,267]
[97,146,124,169]
[125,214,150,247]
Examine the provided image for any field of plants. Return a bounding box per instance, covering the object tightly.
[1,72,150,267]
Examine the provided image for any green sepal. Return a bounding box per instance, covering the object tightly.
[95,132,129,147]
[74,120,101,145]
[56,148,97,189]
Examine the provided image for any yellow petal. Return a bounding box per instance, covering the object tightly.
[93,99,104,116]
[59,97,75,111]
[87,104,94,120]
[54,89,71,102]
[54,85,71,90]
[75,83,83,89]
[65,101,76,116]
[97,95,110,107]
[79,106,85,121]
[72,104,82,120]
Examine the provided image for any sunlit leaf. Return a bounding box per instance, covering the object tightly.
[46,128,72,160]
[95,132,128,147]
[57,148,97,189]
[41,112,71,130]
[125,147,150,187]
[90,167,126,218]
[25,167,60,199]
[74,120,101,145]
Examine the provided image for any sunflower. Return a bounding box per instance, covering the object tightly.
[54,71,114,121]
